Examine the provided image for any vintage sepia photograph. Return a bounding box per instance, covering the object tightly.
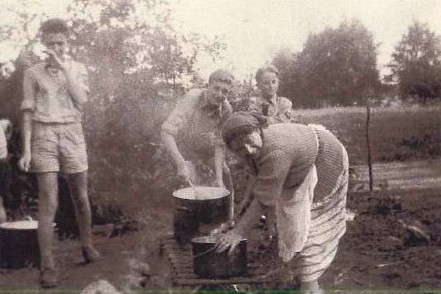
[0,0,441,293]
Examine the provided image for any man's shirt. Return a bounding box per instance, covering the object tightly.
[162,89,232,154]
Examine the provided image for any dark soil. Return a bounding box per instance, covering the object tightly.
[1,185,441,293]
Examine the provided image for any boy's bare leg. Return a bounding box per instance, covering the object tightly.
[37,172,58,270]
[67,171,99,262]
[67,171,91,247]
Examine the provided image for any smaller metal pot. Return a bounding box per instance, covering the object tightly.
[0,218,55,269]
[192,235,247,279]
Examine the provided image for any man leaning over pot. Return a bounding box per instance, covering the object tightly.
[161,69,234,191]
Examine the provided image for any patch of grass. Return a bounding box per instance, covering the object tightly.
[294,105,441,165]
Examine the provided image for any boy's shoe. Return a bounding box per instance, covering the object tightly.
[82,246,100,263]
[40,268,57,288]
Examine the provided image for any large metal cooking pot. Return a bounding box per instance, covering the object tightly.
[0,218,55,269]
[192,235,247,278]
[173,186,230,244]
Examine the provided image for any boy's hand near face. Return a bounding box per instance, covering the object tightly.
[44,49,67,71]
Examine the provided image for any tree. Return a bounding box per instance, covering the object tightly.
[273,19,380,107]
[387,21,441,103]
[0,0,227,221]
[0,0,226,132]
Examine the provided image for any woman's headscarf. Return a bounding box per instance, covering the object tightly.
[221,112,267,146]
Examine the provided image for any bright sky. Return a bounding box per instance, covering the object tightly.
[172,0,441,79]
[1,0,440,80]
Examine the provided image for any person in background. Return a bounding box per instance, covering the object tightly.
[18,18,99,288]
[247,65,293,123]
[0,119,12,223]
[217,112,349,294]
[240,66,294,229]
[161,69,235,190]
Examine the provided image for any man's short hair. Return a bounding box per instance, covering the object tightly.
[255,65,279,83]
[40,18,69,37]
[208,69,234,85]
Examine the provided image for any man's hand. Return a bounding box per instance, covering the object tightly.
[18,152,31,172]
[215,177,225,188]
[215,228,244,256]
[177,161,191,183]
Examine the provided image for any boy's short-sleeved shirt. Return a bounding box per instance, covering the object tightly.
[162,88,232,155]
[21,58,89,123]
[248,95,293,123]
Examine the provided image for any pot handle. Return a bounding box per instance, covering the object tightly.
[193,245,217,258]
[23,215,34,221]
[176,206,192,212]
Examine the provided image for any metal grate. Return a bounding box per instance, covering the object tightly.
[160,236,280,286]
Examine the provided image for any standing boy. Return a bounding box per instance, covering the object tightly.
[248,65,293,123]
[18,19,99,288]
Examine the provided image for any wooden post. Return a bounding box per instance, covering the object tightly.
[366,102,374,192]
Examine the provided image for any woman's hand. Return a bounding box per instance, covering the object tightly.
[215,229,243,256]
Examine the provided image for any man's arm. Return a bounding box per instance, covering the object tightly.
[215,99,234,187]
[214,144,225,187]
[160,90,201,182]
[161,131,189,181]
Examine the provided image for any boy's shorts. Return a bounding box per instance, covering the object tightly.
[31,122,88,174]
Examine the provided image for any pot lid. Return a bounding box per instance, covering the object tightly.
[0,220,39,230]
[173,186,230,200]
[191,235,247,244]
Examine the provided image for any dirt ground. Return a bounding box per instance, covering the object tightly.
[1,168,441,294]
